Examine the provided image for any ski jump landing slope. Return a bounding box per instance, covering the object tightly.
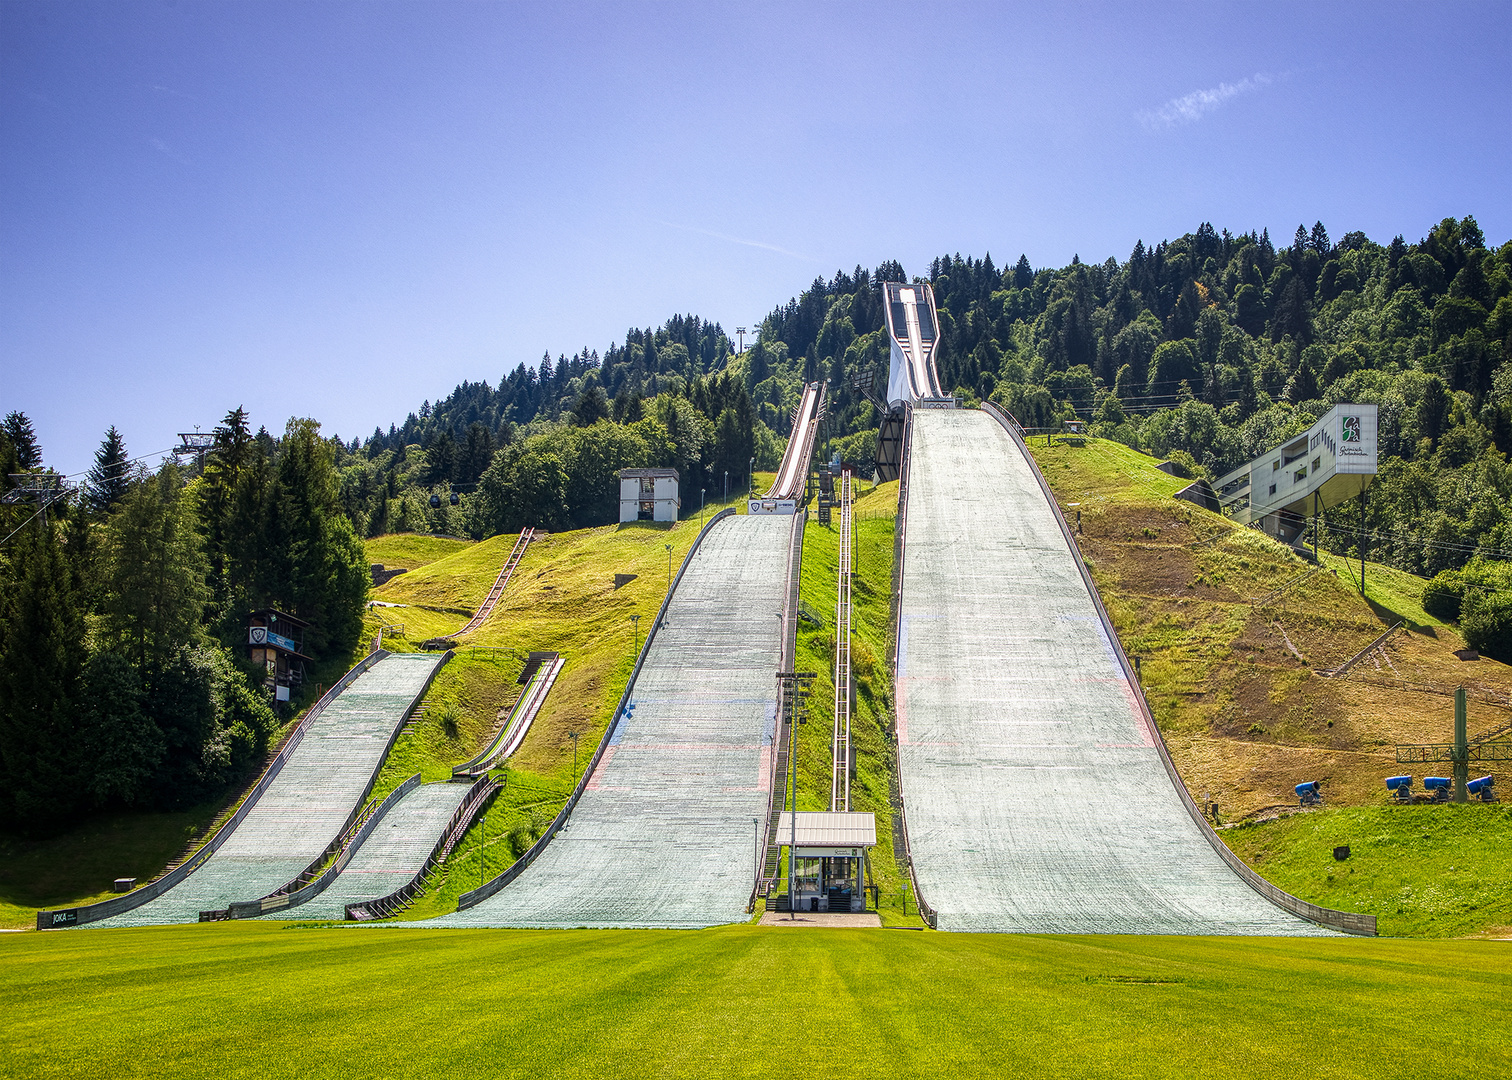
[258,781,470,921]
[96,653,445,928]
[431,514,790,929]
[896,410,1327,934]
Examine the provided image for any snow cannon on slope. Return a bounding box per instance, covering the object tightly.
[1386,775,1413,803]
[1424,776,1452,803]
[1468,775,1496,802]
[1295,781,1322,807]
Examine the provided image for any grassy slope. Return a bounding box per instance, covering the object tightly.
[364,533,474,571]
[3,923,1504,1079]
[769,481,921,923]
[1028,434,1512,936]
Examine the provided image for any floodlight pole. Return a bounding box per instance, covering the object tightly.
[480,813,488,889]
[631,613,640,659]
[749,456,755,498]
[665,543,673,604]
[724,470,729,505]
[569,731,580,785]
[700,488,706,529]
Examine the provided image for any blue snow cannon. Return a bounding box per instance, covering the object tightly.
[1424,776,1452,802]
[1468,775,1495,801]
[1295,781,1321,805]
[1386,775,1412,802]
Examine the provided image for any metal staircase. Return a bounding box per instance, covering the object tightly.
[427,528,534,647]
[831,469,853,813]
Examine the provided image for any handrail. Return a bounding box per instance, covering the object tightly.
[345,774,497,921]
[1321,621,1404,678]
[456,506,738,910]
[982,401,1376,936]
[222,773,424,919]
[886,405,938,929]
[36,649,393,929]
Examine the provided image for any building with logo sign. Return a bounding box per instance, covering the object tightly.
[1213,404,1378,543]
[617,468,680,523]
[248,609,312,703]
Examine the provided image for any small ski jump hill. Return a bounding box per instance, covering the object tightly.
[895,407,1335,934]
[430,512,791,929]
[87,652,445,928]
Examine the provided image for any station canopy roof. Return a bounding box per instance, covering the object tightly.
[775,811,876,848]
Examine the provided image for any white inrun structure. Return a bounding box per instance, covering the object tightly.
[1213,404,1378,544]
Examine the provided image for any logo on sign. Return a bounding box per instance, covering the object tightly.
[1342,415,1361,443]
[250,626,268,645]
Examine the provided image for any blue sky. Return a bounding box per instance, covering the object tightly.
[3,0,1509,476]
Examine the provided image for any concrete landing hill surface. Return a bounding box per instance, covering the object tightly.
[897,410,1328,934]
[429,514,790,929]
[94,653,445,928]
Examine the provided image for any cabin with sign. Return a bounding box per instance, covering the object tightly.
[247,609,312,704]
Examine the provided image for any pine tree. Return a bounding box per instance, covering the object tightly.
[85,425,130,515]
[2,412,41,470]
[0,517,88,829]
[99,462,209,670]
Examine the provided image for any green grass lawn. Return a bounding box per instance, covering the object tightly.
[2,923,1504,1079]
[363,532,474,570]
[1220,804,1512,937]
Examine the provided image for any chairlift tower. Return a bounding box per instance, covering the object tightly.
[3,474,75,525]
[1396,687,1511,802]
[175,432,216,471]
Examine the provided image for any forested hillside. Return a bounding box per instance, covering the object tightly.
[3,213,1507,830]
[0,412,367,833]
[339,216,1509,592]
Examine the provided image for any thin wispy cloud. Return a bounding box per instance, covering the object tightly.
[150,137,191,165]
[657,220,814,261]
[1139,73,1273,128]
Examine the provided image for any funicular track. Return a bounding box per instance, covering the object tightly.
[889,403,1374,935]
[832,470,853,812]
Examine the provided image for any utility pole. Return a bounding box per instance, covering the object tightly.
[1454,688,1468,804]
[777,671,815,919]
[569,731,580,786]
[665,543,673,603]
[700,488,706,529]
[479,813,488,889]
[724,470,729,505]
[631,613,640,659]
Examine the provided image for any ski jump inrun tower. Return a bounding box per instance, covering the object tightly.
[875,281,952,481]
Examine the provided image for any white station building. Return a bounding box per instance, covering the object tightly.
[1214,403,1378,543]
[617,468,680,523]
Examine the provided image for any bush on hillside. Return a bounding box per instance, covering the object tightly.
[1422,569,1467,621]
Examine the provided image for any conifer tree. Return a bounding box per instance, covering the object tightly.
[85,425,131,515]
[2,411,41,470]
[0,517,87,829]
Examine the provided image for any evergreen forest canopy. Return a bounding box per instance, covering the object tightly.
[3,213,1510,831]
